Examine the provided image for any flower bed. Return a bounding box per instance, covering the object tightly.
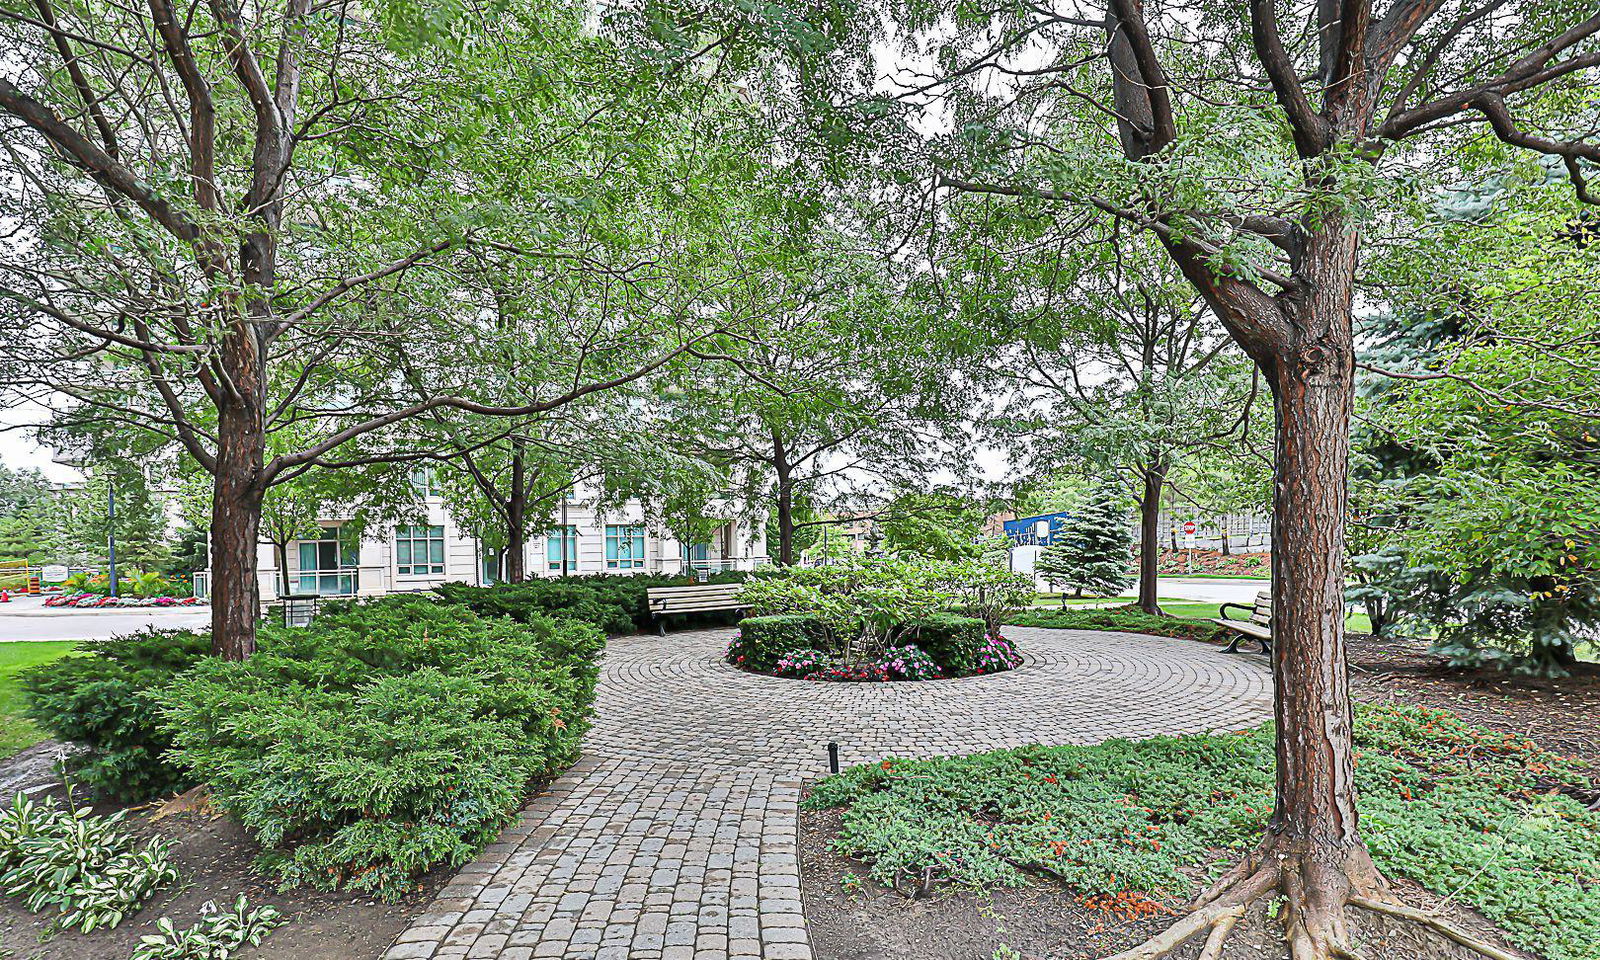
[729,626,1023,683]
[44,594,204,608]
[724,558,1031,682]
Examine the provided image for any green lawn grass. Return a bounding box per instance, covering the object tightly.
[0,642,78,757]
[1157,601,1373,634]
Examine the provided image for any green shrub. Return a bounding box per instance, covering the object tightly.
[728,615,831,672]
[910,614,986,674]
[1007,605,1228,644]
[19,629,212,802]
[159,596,604,899]
[437,572,750,635]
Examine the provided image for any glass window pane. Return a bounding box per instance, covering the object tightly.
[429,540,444,565]
[299,542,316,570]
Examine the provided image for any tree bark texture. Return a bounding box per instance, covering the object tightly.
[1137,462,1166,615]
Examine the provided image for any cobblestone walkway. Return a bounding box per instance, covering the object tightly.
[382,627,1273,960]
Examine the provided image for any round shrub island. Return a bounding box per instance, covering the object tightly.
[722,557,1032,682]
[726,613,1023,682]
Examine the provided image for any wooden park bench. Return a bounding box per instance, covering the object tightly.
[1213,590,1272,655]
[646,583,746,635]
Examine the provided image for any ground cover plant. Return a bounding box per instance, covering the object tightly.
[158,596,603,899]
[0,792,178,934]
[805,703,1599,960]
[132,896,283,960]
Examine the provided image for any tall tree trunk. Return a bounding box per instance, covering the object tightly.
[505,442,527,583]
[1136,461,1166,616]
[775,477,795,566]
[1259,228,1375,900]
[772,429,796,566]
[274,541,290,598]
[210,404,266,660]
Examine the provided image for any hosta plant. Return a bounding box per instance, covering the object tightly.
[0,792,178,932]
[133,896,285,960]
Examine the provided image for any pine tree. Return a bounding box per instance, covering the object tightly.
[1036,482,1134,598]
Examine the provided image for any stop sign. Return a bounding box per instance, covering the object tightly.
[1182,520,1197,535]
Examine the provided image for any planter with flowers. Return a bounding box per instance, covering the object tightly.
[44,570,204,607]
[724,557,1030,682]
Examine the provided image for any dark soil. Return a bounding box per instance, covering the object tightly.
[1349,634,1600,774]
[801,806,1529,960]
[0,789,449,960]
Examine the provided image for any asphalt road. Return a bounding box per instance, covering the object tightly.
[0,595,209,642]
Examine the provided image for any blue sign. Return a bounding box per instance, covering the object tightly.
[1002,512,1073,546]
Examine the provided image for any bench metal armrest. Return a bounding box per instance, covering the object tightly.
[1217,601,1253,622]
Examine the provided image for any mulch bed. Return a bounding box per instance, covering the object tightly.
[0,789,449,960]
[802,628,1593,960]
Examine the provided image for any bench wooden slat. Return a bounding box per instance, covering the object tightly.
[646,583,745,634]
[643,585,742,601]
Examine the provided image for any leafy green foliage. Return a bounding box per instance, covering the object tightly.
[908,614,986,675]
[741,557,1032,656]
[728,615,831,672]
[158,597,604,899]
[806,704,1599,960]
[133,896,284,960]
[20,629,213,802]
[1007,606,1228,645]
[0,793,177,933]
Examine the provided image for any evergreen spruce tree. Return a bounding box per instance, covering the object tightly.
[1037,482,1135,598]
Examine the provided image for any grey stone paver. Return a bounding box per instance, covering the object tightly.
[381,626,1272,959]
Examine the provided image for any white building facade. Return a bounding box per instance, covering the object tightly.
[234,477,768,599]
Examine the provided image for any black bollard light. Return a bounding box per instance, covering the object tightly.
[827,741,840,774]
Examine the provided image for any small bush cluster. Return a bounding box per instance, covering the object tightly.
[805,703,1599,960]
[133,897,284,960]
[0,792,178,933]
[877,645,942,680]
[436,571,748,635]
[159,596,604,899]
[972,633,1023,673]
[21,628,213,803]
[1006,605,1229,644]
[727,614,830,672]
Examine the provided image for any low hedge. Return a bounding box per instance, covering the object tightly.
[437,571,749,635]
[728,614,831,672]
[911,614,987,674]
[158,596,604,899]
[1007,605,1229,644]
[20,628,212,803]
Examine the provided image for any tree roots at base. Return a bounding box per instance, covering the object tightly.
[1098,840,1521,960]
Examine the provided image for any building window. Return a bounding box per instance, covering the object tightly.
[605,525,646,569]
[297,525,359,595]
[396,524,446,576]
[546,525,578,572]
[409,466,440,498]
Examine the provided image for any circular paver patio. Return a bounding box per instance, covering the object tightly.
[382,627,1273,960]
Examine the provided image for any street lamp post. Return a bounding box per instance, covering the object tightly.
[106,482,117,598]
